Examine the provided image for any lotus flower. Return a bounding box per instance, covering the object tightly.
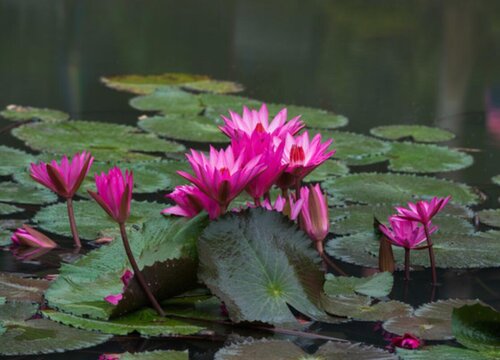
[11,225,57,248]
[231,132,286,200]
[299,184,330,243]
[277,132,335,189]
[219,104,304,139]
[379,216,437,249]
[30,151,93,198]
[395,196,451,226]
[99,354,121,360]
[104,269,133,306]
[163,184,221,220]
[178,146,266,212]
[261,194,303,220]
[88,167,133,224]
[390,333,422,349]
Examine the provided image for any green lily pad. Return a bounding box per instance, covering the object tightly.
[0,146,34,176]
[200,94,261,122]
[324,173,480,206]
[387,142,473,173]
[383,299,483,340]
[304,160,350,182]
[12,120,184,161]
[101,73,210,94]
[0,203,23,215]
[1,105,69,123]
[398,345,495,360]
[324,272,393,298]
[34,200,165,240]
[162,294,227,321]
[477,209,500,228]
[326,230,500,269]
[267,104,348,130]
[0,181,57,205]
[117,351,189,360]
[0,273,50,303]
[370,125,455,143]
[45,215,208,319]
[182,80,244,94]
[452,304,500,353]
[214,339,398,360]
[130,88,203,115]
[138,114,228,143]
[43,307,203,336]
[198,208,325,324]
[0,229,11,246]
[330,204,474,236]
[491,175,500,186]
[0,302,111,355]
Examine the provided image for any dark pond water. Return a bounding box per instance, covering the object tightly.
[1,0,500,359]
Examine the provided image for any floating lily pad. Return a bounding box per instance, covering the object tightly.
[452,304,500,353]
[477,209,500,228]
[12,120,184,161]
[370,125,455,143]
[324,173,480,206]
[0,273,49,303]
[387,142,473,173]
[0,302,111,355]
[45,215,207,319]
[162,294,227,321]
[34,200,164,240]
[491,175,500,186]
[324,272,393,298]
[383,299,483,340]
[0,105,69,123]
[0,203,23,215]
[267,104,348,130]
[304,160,350,182]
[198,208,325,324]
[0,181,57,205]
[327,230,500,269]
[101,73,210,94]
[183,80,244,94]
[130,88,203,115]
[330,204,474,236]
[398,345,494,360]
[138,115,228,143]
[44,307,203,336]
[214,339,397,360]
[0,230,10,246]
[200,94,261,122]
[117,351,189,360]
[0,146,34,176]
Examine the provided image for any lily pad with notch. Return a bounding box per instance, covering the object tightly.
[266,104,349,130]
[182,80,244,94]
[370,125,455,143]
[1,105,69,123]
[101,73,210,94]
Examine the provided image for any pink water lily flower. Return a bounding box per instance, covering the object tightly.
[395,196,451,225]
[162,184,221,220]
[219,104,304,139]
[390,333,422,349]
[277,132,335,188]
[178,146,266,212]
[104,269,133,306]
[88,167,133,224]
[99,354,121,360]
[11,225,57,248]
[30,151,94,199]
[299,184,330,243]
[379,216,437,249]
[261,194,303,220]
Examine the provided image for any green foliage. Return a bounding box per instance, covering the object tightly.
[101,73,210,94]
[1,105,69,123]
[267,104,349,129]
[324,272,393,298]
[398,345,495,360]
[0,273,49,303]
[370,125,455,142]
[130,87,203,114]
[477,209,500,228]
[182,80,244,94]
[304,160,350,182]
[0,181,57,205]
[120,351,189,360]
[0,146,34,176]
[198,208,325,324]
[0,203,23,215]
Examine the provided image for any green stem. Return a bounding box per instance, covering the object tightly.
[316,241,347,276]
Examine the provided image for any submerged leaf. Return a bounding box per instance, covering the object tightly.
[1,105,69,123]
[0,273,49,303]
[370,125,455,143]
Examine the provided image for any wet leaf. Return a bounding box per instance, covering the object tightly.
[477,209,500,228]
[45,215,208,319]
[198,208,325,324]
[383,299,484,340]
[0,146,34,176]
[130,88,203,114]
[138,114,228,143]
[324,173,480,206]
[182,80,244,94]
[1,105,69,123]
[267,104,349,130]
[397,345,494,360]
[304,160,350,182]
[324,272,393,298]
[0,273,49,303]
[34,200,165,240]
[101,73,210,94]
[43,307,203,336]
[0,302,111,355]
[370,125,455,143]
[12,120,184,161]
[452,304,500,353]
[387,142,473,173]
[0,181,57,205]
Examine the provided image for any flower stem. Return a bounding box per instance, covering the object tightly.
[404,248,410,281]
[423,224,437,285]
[254,197,261,206]
[118,222,165,317]
[316,241,347,276]
[66,198,81,248]
[295,179,302,199]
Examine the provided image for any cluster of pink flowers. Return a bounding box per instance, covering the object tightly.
[163,104,335,248]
